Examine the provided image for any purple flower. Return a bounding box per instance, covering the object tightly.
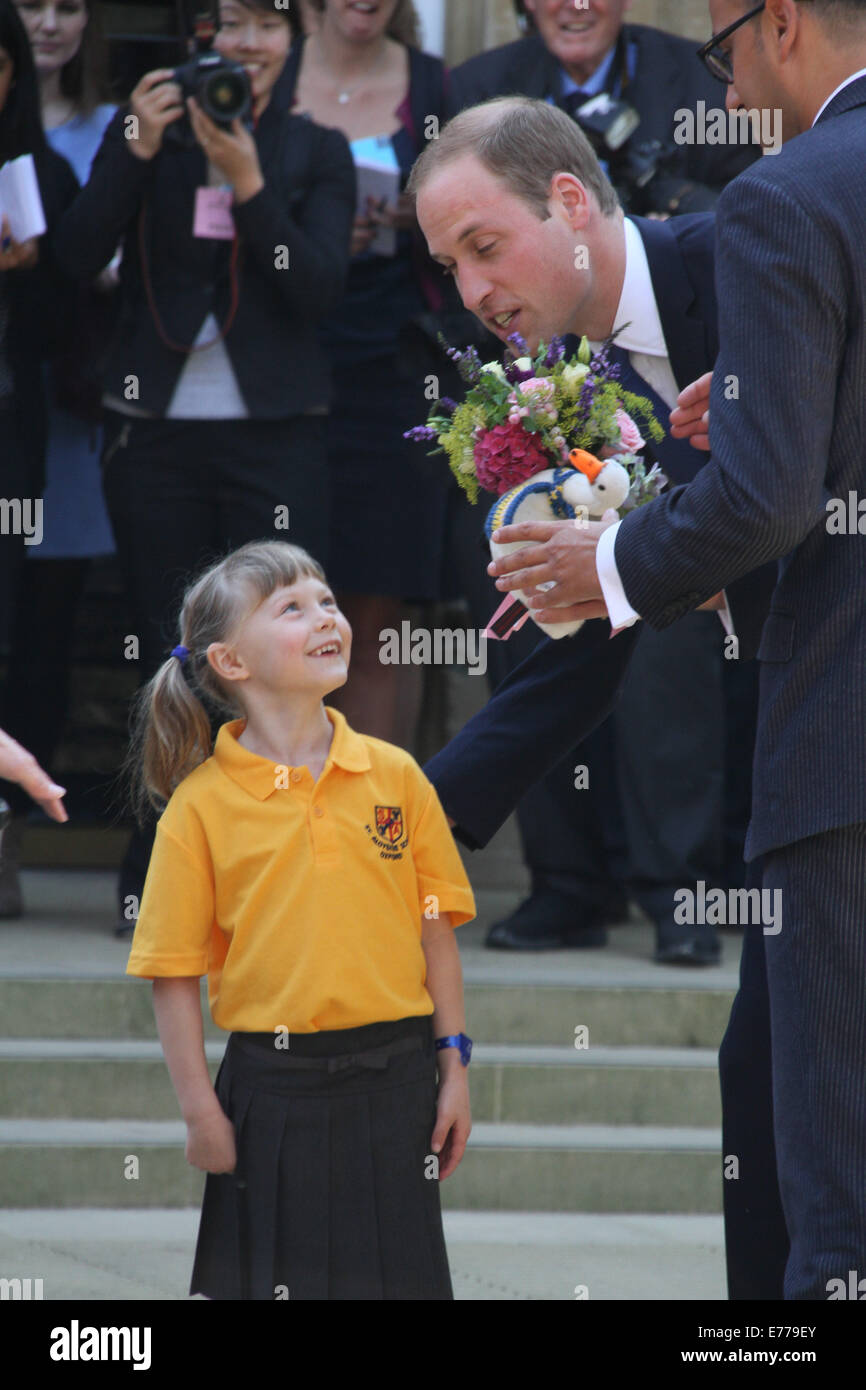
[506,330,530,357]
[404,425,439,442]
[544,336,566,366]
[439,396,458,414]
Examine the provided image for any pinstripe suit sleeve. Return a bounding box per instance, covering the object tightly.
[613,171,847,627]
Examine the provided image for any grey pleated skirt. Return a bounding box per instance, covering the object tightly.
[189,1014,453,1301]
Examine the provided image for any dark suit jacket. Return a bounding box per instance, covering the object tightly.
[55,60,356,417]
[613,76,866,862]
[447,26,760,214]
[425,212,773,848]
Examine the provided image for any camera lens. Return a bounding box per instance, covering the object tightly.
[199,68,250,126]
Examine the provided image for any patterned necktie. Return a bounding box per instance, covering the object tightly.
[605,342,703,487]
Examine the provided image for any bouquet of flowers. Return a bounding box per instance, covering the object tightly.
[406,331,668,639]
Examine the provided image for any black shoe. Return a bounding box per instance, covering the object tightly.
[485,889,612,952]
[654,935,722,967]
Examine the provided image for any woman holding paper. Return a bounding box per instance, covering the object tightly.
[283,0,452,746]
[0,0,116,919]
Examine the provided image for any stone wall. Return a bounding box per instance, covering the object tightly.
[445,0,713,67]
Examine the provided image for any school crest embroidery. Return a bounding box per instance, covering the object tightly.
[376,805,403,843]
[364,805,409,860]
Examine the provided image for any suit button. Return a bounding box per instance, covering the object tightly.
[313,805,324,818]
[290,770,302,783]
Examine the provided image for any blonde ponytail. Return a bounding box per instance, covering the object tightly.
[123,540,326,823]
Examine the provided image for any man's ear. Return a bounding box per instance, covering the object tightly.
[551,172,591,228]
[766,0,800,55]
[206,640,249,684]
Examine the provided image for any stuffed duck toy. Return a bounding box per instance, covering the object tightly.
[484,448,631,639]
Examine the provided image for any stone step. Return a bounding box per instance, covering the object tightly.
[0,1040,721,1127]
[0,1120,723,1213]
[0,1045,722,1128]
[0,977,735,1048]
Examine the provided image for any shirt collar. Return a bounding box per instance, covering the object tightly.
[812,68,866,126]
[214,705,371,801]
[559,43,617,98]
[589,216,667,359]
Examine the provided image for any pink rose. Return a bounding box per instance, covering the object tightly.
[616,409,645,453]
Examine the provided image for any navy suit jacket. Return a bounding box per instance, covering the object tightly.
[614,76,866,862]
[425,213,773,849]
[447,25,760,214]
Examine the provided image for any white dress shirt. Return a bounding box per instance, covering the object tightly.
[597,71,866,632]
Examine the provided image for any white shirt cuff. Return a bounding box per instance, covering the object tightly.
[718,593,734,636]
[596,521,641,630]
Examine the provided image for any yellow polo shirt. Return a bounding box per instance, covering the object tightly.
[126,708,475,1033]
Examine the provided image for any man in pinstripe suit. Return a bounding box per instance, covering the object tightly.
[488,0,866,1299]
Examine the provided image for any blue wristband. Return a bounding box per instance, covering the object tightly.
[435,1033,472,1067]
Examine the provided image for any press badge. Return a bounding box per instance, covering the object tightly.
[193,186,236,240]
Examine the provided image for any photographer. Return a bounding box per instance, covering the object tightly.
[55,0,355,934]
[449,0,760,216]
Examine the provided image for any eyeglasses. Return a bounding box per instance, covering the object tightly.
[697,2,766,84]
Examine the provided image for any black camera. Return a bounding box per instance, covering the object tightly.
[164,51,252,144]
[572,92,641,155]
[569,94,695,216]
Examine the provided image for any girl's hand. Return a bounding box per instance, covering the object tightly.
[128,70,185,161]
[430,1071,471,1180]
[185,1104,237,1174]
[187,98,264,204]
[0,217,38,271]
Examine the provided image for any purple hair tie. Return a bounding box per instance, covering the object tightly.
[171,645,189,664]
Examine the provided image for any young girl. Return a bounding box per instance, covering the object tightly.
[125,540,475,1301]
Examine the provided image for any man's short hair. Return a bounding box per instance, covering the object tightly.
[786,0,866,23]
[407,96,620,219]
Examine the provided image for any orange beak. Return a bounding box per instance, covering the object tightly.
[569,448,604,483]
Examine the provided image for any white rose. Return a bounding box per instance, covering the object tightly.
[480,361,507,383]
[560,362,590,394]
[514,357,533,373]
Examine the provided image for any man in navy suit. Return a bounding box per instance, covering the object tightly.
[409,93,785,1297]
[476,0,866,1299]
[445,1,762,958]
[410,95,762,966]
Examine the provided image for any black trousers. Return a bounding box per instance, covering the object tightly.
[761,823,866,1299]
[102,412,330,906]
[718,860,789,1300]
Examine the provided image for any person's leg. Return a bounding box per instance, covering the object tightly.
[762,824,866,1299]
[614,614,725,964]
[718,863,789,1299]
[102,415,219,674]
[102,415,219,922]
[215,415,331,565]
[446,483,624,948]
